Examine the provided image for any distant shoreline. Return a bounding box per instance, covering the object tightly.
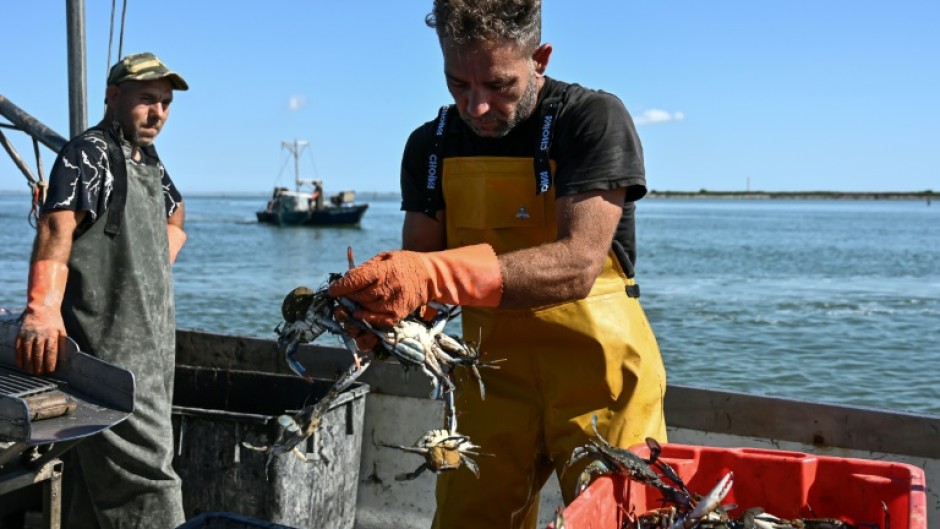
[1,189,934,201]
[647,190,934,201]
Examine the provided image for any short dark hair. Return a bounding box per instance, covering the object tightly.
[426,0,542,52]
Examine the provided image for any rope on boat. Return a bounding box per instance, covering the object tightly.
[0,125,44,228]
[0,0,131,228]
[106,0,130,109]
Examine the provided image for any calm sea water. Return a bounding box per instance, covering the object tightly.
[2,193,938,415]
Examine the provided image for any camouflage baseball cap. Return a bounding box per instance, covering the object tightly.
[107,52,189,90]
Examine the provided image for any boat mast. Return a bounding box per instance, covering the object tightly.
[281,139,309,192]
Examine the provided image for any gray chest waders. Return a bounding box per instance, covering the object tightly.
[61,148,184,529]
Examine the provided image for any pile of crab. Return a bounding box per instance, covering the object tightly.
[561,416,879,529]
[245,262,497,481]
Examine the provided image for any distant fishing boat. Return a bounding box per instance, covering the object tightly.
[256,140,368,227]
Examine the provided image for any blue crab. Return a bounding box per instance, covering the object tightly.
[563,415,693,512]
[270,258,499,475]
[382,428,489,481]
[564,415,672,495]
[275,278,499,402]
[367,303,500,399]
[275,275,366,381]
[242,359,369,465]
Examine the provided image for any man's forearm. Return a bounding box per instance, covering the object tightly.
[497,239,604,308]
[492,189,626,308]
[168,200,185,229]
[167,202,187,264]
[31,210,81,263]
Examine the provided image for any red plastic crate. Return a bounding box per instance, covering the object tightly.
[549,444,926,529]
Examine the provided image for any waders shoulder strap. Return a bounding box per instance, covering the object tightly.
[533,88,567,195]
[87,122,128,237]
[423,105,453,219]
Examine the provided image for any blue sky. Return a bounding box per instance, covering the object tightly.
[1,1,937,195]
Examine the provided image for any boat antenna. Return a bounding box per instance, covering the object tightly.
[118,0,128,60]
[106,1,116,78]
[105,0,128,113]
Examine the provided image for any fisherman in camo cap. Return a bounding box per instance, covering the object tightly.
[17,51,188,528]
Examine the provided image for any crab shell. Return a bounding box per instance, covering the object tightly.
[281,286,315,322]
[427,444,463,470]
[418,429,469,471]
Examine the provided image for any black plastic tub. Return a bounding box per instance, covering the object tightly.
[172,366,369,529]
[176,512,297,529]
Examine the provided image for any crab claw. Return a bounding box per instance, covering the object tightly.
[669,471,734,529]
[281,337,313,381]
[552,506,567,529]
[574,459,611,496]
[645,436,663,463]
[560,445,591,478]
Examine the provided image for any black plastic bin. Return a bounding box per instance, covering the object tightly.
[171,366,368,529]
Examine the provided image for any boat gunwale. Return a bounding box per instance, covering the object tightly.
[176,328,940,461]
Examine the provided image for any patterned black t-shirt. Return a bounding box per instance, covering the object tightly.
[400,77,646,273]
[41,128,182,228]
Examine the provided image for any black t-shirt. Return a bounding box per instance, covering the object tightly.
[42,128,182,228]
[400,76,646,273]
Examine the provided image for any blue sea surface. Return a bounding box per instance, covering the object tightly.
[2,193,937,415]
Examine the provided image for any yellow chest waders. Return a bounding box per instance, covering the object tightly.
[427,104,667,529]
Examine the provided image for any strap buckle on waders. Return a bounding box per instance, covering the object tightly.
[626,284,640,298]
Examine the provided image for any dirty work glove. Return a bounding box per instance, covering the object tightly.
[15,260,69,375]
[168,224,187,264]
[327,244,503,328]
[333,304,381,354]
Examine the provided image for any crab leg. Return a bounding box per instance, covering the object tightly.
[444,386,458,432]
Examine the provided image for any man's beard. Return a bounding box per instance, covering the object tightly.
[125,123,142,145]
[463,73,539,138]
[127,120,160,147]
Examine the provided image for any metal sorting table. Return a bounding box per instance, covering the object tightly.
[0,315,135,528]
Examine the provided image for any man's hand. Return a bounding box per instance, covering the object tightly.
[15,260,69,375]
[328,244,503,328]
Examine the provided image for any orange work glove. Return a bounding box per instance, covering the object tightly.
[168,224,187,264]
[333,304,381,354]
[327,243,503,328]
[15,260,69,375]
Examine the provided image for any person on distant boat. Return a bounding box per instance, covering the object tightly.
[15,52,188,528]
[312,180,325,210]
[328,1,667,527]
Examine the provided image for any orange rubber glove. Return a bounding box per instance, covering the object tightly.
[15,260,69,375]
[328,243,503,328]
[168,224,187,264]
[333,304,381,355]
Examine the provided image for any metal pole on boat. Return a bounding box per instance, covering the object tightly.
[293,139,301,191]
[66,0,88,138]
[282,139,309,191]
[0,95,68,152]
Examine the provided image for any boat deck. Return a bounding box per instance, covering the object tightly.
[176,329,940,529]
